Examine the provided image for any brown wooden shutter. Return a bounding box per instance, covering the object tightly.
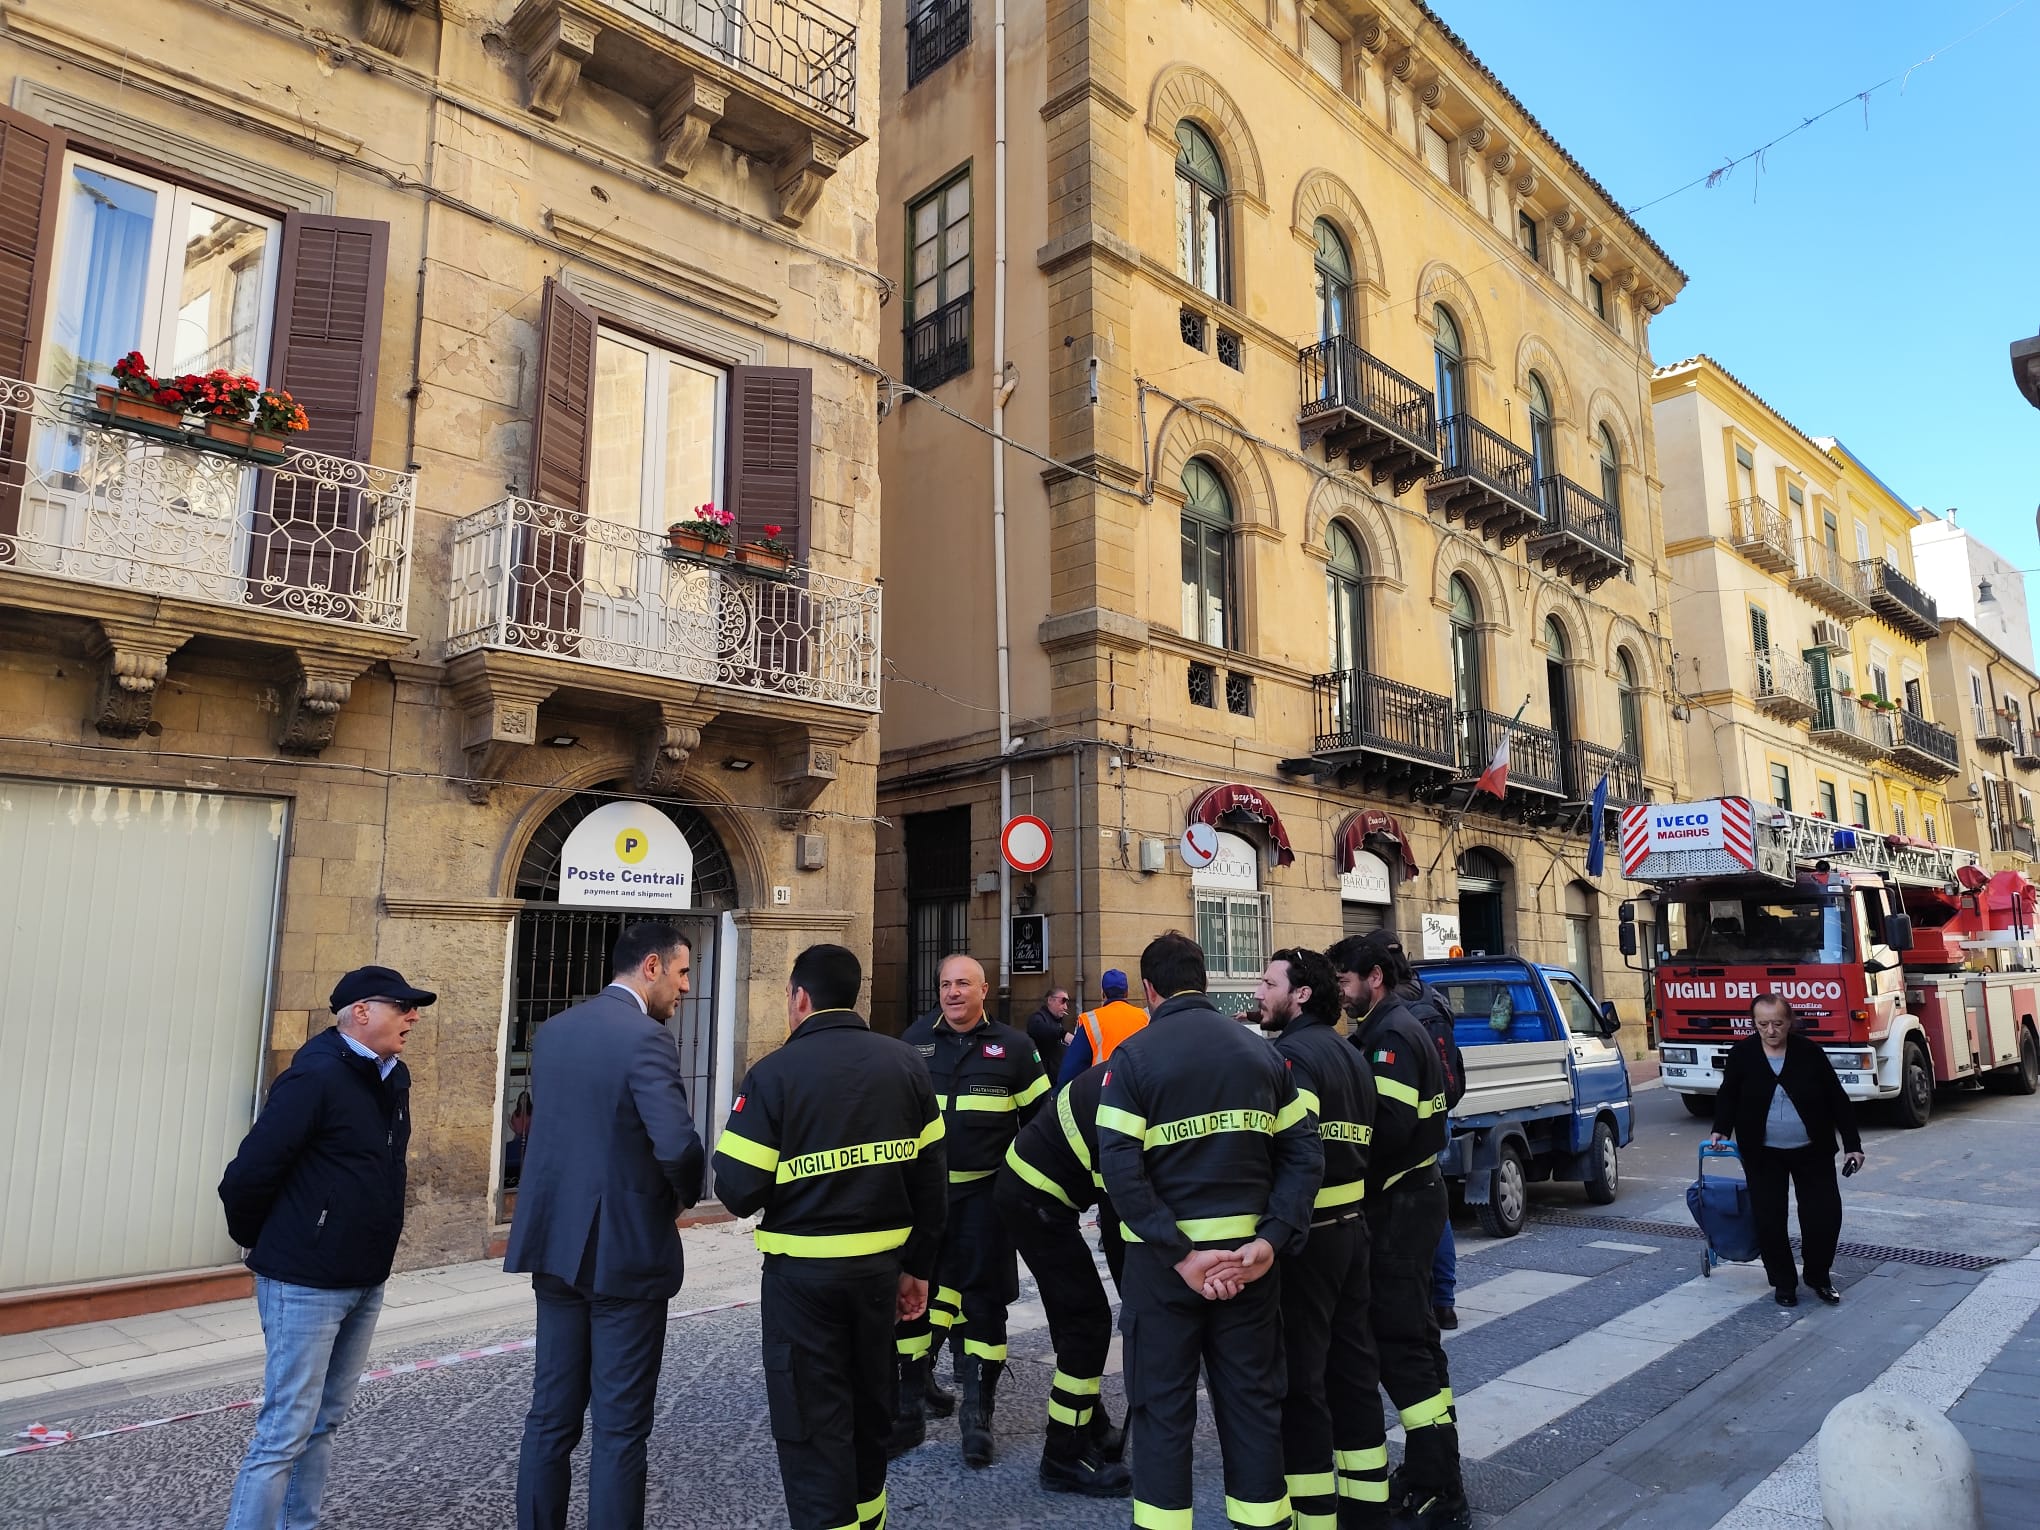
[725,365,812,556]
[0,104,65,539]
[515,279,598,647]
[249,214,390,616]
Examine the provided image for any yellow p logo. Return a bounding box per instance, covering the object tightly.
[615,828,650,864]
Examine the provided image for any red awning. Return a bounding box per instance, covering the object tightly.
[1335,809,1418,884]
[1188,783,1295,867]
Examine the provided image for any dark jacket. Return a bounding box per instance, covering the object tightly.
[1352,983,1450,1195]
[1025,1006,1071,1063]
[999,1062,1111,1216]
[1099,992,1324,1260]
[218,1027,411,1290]
[711,1009,949,1279]
[1272,1009,1376,1220]
[1713,1033,1862,1156]
[504,987,705,1301]
[901,1011,1050,1182]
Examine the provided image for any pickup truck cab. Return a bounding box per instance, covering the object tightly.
[1409,956,1635,1236]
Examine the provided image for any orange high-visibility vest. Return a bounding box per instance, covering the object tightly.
[1077,999,1149,1065]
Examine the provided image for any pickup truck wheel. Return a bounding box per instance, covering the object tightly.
[1679,1093,1715,1120]
[1584,1120,1619,1205]
[1892,1040,1933,1129]
[1985,1026,2040,1096]
[1476,1141,1528,1238]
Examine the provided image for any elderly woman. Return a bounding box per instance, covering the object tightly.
[1710,993,1867,1307]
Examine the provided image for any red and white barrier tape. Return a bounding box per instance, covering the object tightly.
[3,1296,753,1459]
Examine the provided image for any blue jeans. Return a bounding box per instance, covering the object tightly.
[223,1278,384,1530]
[1431,1217,1457,1307]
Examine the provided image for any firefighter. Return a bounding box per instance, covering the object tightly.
[895,953,1050,1466]
[1328,933,1467,1530]
[1256,948,1387,1529]
[993,1060,1133,1497]
[1058,966,1151,1285]
[1100,931,1325,1530]
[710,944,948,1530]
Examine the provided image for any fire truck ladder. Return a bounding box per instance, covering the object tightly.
[1757,805,1979,888]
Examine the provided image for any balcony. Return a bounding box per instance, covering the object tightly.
[1427,414,1540,546]
[1296,337,1440,495]
[2015,730,2040,772]
[1809,689,1882,760]
[2013,823,2038,860]
[1855,558,1941,640]
[1565,740,1646,807]
[506,0,864,226]
[1455,708,1562,797]
[1729,496,1795,574]
[905,294,971,391]
[1528,475,1626,590]
[1789,536,1873,621]
[1975,704,2019,755]
[1885,708,1960,778]
[0,376,416,749]
[1312,669,1456,773]
[1753,649,1815,724]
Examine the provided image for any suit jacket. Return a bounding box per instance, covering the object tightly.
[1713,1032,1863,1157]
[504,986,706,1300]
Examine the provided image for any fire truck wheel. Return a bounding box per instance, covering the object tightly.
[1476,1140,1528,1238]
[1584,1120,1619,1205]
[1892,1040,1933,1130]
[1984,1025,2039,1096]
[1679,1093,1715,1120]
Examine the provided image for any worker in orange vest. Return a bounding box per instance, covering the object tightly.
[1058,970,1149,1085]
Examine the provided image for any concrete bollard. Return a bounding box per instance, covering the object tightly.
[1817,1390,1979,1530]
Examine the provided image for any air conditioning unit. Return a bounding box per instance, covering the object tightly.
[1810,619,1849,654]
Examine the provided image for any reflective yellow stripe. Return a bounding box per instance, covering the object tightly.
[715,1130,779,1172]
[1013,1074,1049,1108]
[1225,1494,1293,1526]
[753,1226,910,1257]
[1335,1445,1388,1471]
[896,1332,932,1358]
[950,1167,996,1183]
[917,1114,945,1148]
[1273,1096,1308,1132]
[1286,1470,1337,1496]
[1132,1504,1193,1529]
[1051,1369,1101,1396]
[934,1285,962,1308]
[962,1338,1007,1361]
[1057,1087,1092,1170]
[1141,1109,1275,1150]
[955,1093,1018,1112]
[1004,1142,1076,1208]
[1337,1478,1388,1502]
[1418,1092,1447,1118]
[1295,1087,1322,1116]
[1399,1388,1452,1429]
[774,1135,920,1183]
[1375,1076,1420,1108]
[1313,1178,1366,1210]
[1381,1153,1438,1190]
[928,1307,956,1330]
[1119,1212,1261,1246]
[1097,1104,1147,1138]
[1319,1120,1372,1144]
[857,1488,886,1524]
[1296,1512,1338,1529]
[1047,1399,1090,1425]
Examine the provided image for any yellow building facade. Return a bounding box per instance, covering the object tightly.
[1922,617,2040,872]
[1652,357,1955,847]
[874,0,1684,1044]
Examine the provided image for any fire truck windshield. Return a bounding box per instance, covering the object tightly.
[1659,894,1853,965]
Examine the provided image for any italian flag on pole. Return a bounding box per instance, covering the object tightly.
[1474,699,1529,799]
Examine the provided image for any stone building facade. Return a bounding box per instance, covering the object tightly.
[0,0,882,1320]
[1921,616,2040,876]
[872,1,1684,1045]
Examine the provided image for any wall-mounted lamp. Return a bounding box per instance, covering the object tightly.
[1015,882,1036,913]
[723,756,754,772]
[545,734,579,748]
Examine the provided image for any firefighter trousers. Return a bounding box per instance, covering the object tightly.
[1364,1171,1459,1497]
[896,1178,1018,1369]
[1121,1241,1292,1528]
[996,1180,1113,1429]
[1279,1216,1387,1528]
[760,1256,897,1530]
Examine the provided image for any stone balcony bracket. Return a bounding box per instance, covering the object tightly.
[634,700,716,795]
[86,620,194,740]
[771,720,862,827]
[276,652,382,757]
[451,665,558,805]
[360,0,433,56]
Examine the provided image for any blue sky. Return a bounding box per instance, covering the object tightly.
[1441,0,2040,640]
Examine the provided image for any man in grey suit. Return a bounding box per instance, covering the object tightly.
[506,920,706,1530]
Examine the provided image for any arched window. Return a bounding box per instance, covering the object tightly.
[1617,648,1643,759]
[1543,614,1568,660]
[1544,615,1572,745]
[1175,123,1229,302]
[1326,521,1366,672]
[1313,219,1353,342]
[1597,423,1622,511]
[1180,457,1235,648]
[1449,574,1482,715]
[1527,371,1555,484]
[1433,305,1464,422]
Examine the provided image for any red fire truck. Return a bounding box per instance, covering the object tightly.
[1617,797,2040,1126]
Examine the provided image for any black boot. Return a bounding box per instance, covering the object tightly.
[888,1357,928,1459]
[923,1335,956,1418]
[1388,1424,1469,1530]
[1039,1420,1132,1496]
[1088,1401,1126,1464]
[958,1355,1001,1468]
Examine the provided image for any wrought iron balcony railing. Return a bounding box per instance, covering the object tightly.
[1530,473,1626,587]
[1809,689,1881,759]
[1432,413,1537,512]
[1566,740,1645,805]
[0,376,413,630]
[1297,338,1438,449]
[624,0,859,125]
[1974,703,2020,754]
[1888,707,1959,774]
[1455,707,1562,795]
[1753,649,1815,721]
[905,0,970,86]
[1312,669,1456,767]
[446,498,880,710]
[1789,536,1872,621]
[2013,823,2038,859]
[905,293,972,391]
[1728,496,1794,574]
[1854,557,1940,639]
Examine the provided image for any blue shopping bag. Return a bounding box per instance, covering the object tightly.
[1687,1142,1761,1264]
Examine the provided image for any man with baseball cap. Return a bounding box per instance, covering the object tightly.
[219,964,435,1530]
[1056,969,1148,1085]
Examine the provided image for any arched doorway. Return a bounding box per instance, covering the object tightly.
[1545,616,1574,783]
[500,787,739,1212]
[1458,848,1510,956]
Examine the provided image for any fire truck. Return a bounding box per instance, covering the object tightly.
[1616,797,2040,1127]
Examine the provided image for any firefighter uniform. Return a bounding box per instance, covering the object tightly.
[1352,989,1461,1524]
[1272,1007,1385,1529]
[895,1011,1049,1464]
[711,1008,947,1530]
[994,1062,1131,1495]
[1100,991,1325,1530]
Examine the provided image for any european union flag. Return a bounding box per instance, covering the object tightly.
[1585,774,1610,876]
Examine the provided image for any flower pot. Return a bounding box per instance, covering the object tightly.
[251,430,289,458]
[667,527,730,559]
[735,543,791,573]
[204,418,257,449]
[96,386,187,431]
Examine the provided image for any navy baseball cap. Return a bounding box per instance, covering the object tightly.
[330,965,437,1013]
[1100,969,1129,996]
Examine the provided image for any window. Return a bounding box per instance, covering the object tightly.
[588,329,726,534]
[1894,804,1908,837]
[904,806,972,1018]
[1925,814,1937,843]
[1818,780,1839,820]
[1527,372,1555,485]
[1518,209,1540,263]
[1326,521,1366,673]
[1617,649,1642,758]
[1855,521,1871,561]
[1175,122,1229,303]
[1732,444,1756,504]
[1196,891,1272,984]
[1598,423,1622,512]
[1904,677,1924,717]
[41,154,281,393]
[1433,306,1465,423]
[1179,457,1235,648]
[1563,884,1597,988]
[1749,603,1771,654]
[1770,762,1792,811]
[906,0,972,87]
[1421,124,1454,185]
[1450,575,1483,714]
[1588,274,1607,321]
[1313,219,1354,343]
[1822,509,1840,551]
[1852,789,1871,828]
[1305,18,1343,86]
[906,170,972,389]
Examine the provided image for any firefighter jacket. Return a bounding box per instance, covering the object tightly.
[1272,1008,1376,1221]
[902,1011,1050,1184]
[1351,982,1450,1196]
[711,1009,948,1279]
[1098,992,1324,1261]
[1000,1062,1111,1215]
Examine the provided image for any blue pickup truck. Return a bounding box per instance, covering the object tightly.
[1409,956,1635,1237]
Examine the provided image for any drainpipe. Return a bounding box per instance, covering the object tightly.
[1071,741,1085,1006]
[992,0,1014,1019]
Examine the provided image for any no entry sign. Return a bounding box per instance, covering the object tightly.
[1001,815,1054,873]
